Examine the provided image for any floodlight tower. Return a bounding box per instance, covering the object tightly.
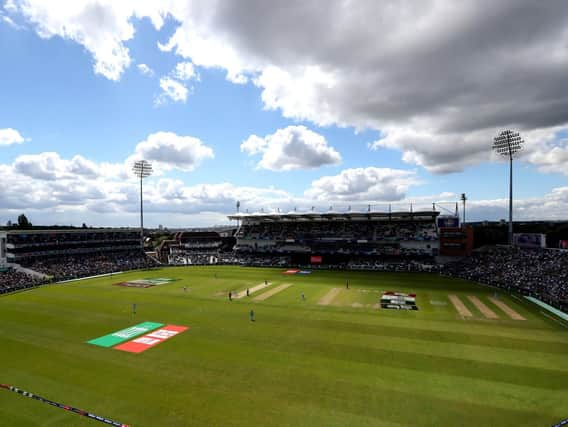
[492,130,524,246]
[460,193,467,226]
[132,160,153,250]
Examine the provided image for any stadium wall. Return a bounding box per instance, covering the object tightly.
[0,232,6,267]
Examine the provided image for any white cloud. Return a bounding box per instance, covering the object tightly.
[0,148,566,226]
[0,130,216,222]
[156,77,188,105]
[1,13,21,29]
[0,128,26,146]
[152,1,568,174]
[369,128,494,174]
[4,0,18,13]
[130,131,214,172]
[137,63,154,77]
[0,152,294,226]
[13,152,99,180]
[143,180,292,214]
[240,134,266,156]
[462,187,568,221]
[305,167,419,202]
[157,8,254,84]
[153,62,198,105]
[11,0,169,81]
[0,159,108,212]
[241,125,341,171]
[255,66,339,127]
[521,126,568,175]
[11,2,568,175]
[173,61,197,81]
[10,1,568,177]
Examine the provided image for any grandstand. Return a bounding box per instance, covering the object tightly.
[3,229,141,262]
[157,230,236,265]
[1,214,567,313]
[0,233,6,268]
[444,246,568,313]
[229,210,440,264]
[0,229,158,290]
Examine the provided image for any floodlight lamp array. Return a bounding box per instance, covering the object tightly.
[492,130,524,157]
[132,160,153,178]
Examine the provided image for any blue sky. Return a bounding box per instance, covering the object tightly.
[1,1,567,227]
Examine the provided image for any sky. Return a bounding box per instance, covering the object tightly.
[1,0,568,228]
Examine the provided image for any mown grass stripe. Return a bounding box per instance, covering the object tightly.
[1,266,567,427]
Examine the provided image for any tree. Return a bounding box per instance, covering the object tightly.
[82,223,88,229]
[17,214,32,229]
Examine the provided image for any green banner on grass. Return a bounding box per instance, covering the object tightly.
[87,321,164,348]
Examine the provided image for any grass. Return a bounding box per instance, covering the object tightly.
[0,266,567,426]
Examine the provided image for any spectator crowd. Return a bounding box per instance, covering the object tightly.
[443,246,568,312]
[237,220,438,242]
[3,241,567,313]
[23,251,159,281]
[1,251,159,294]
[0,269,47,294]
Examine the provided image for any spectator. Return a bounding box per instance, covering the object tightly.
[443,246,568,313]
[22,250,159,281]
[0,269,48,294]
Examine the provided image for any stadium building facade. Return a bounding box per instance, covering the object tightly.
[0,228,160,292]
[157,230,236,265]
[228,210,440,264]
[1,229,141,266]
[0,232,6,267]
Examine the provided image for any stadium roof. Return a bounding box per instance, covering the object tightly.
[4,228,139,235]
[228,211,440,222]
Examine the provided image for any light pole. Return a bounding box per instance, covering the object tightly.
[236,200,241,229]
[132,160,153,251]
[492,130,524,246]
[460,193,467,226]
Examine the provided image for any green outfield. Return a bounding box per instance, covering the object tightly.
[1,266,567,426]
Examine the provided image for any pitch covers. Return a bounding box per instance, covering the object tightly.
[115,325,188,353]
[87,322,188,353]
[87,322,164,347]
[381,291,418,310]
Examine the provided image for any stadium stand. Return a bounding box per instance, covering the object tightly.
[157,230,236,265]
[0,268,47,294]
[24,251,158,281]
[229,211,440,262]
[2,218,566,312]
[159,211,441,268]
[4,229,141,262]
[0,229,159,289]
[443,246,568,312]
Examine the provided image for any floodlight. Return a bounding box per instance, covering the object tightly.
[492,130,524,245]
[132,160,153,249]
[133,160,153,178]
[460,193,467,226]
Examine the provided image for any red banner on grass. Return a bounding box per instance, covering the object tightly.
[310,255,322,264]
[115,325,188,353]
